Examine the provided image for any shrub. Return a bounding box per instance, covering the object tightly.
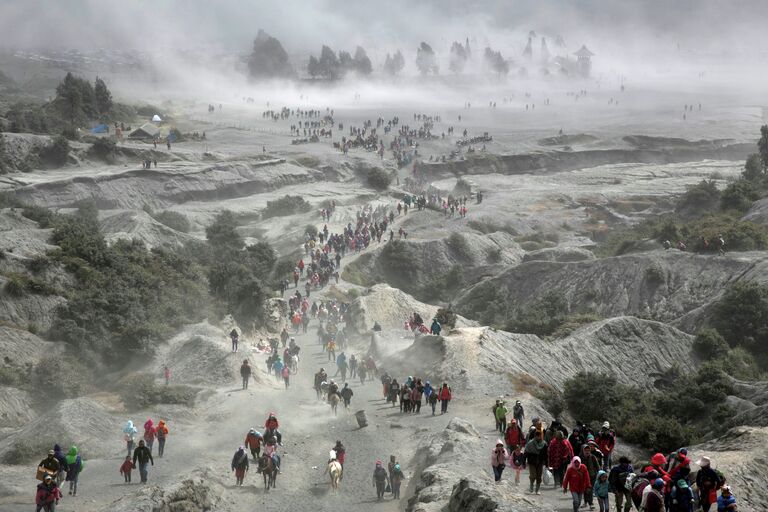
[468,218,518,235]
[620,414,694,454]
[0,365,28,386]
[262,195,311,219]
[32,355,91,399]
[692,328,729,360]
[720,180,759,212]
[205,210,242,250]
[120,373,198,409]
[486,248,502,263]
[153,210,190,233]
[304,224,318,238]
[367,168,392,190]
[675,179,720,216]
[644,265,665,285]
[447,232,472,259]
[22,205,57,227]
[2,438,59,464]
[536,388,565,418]
[89,137,116,162]
[25,255,51,273]
[712,282,768,355]
[40,135,70,167]
[4,274,26,297]
[434,307,458,329]
[563,372,622,424]
[506,291,569,336]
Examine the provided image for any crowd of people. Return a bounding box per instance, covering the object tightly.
[487,404,737,512]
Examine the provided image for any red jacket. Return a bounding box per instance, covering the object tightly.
[265,418,279,430]
[245,433,262,450]
[120,460,134,474]
[505,425,525,448]
[35,483,61,506]
[548,438,574,469]
[597,431,615,455]
[438,387,452,401]
[563,464,591,494]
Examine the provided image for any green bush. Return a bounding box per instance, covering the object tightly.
[418,265,464,302]
[620,414,694,454]
[536,388,565,418]
[2,438,59,464]
[676,179,720,216]
[712,282,768,355]
[447,232,472,259]
[644,265,665,285]
[262,195,311,219]
[33,355,91,399]
[152,210,190,233]
[25,255,51,274]
[505,291,569,336]
[720,180,759,212]
[434,307,457,329]
[4,274,26,297]
[563,372,622,424]
[89,137,116,163]
[40,135,70,167]
[205,210,242,250]
[467,218,518,235]
[120,373,198,409]
[367,168,392,190]
[693,328,729,360]
[304,224,318,237]
[0,365,28,387]
[22,206,57,227]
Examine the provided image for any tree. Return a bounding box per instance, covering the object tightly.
[318,45,341,80]
[449,41,469,74]
[743,153,764,182]
[307,55,321,78]
[483,47,509,76]
[205,211,242,250]
[415,42,438,75]
[720,180,758,211]
[758,125,768,172]
[56,72,83,129]
[712,282,768,354]
[93,77,112,116]
[353,46,373,75]
[247,29,295,79]
[338,50,354,76]
[693,328,729,360]
[384,50,406,76]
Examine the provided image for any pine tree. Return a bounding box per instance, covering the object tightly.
[94,77,112,116]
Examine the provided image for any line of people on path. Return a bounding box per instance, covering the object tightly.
[380,373,452,415]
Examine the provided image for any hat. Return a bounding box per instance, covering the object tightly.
[652,478,665,490]
[496,439,504,446]
[696,456,711,467]
[651,453,667,466]
[394,463,400,470]
[602,421,610,429]
[677,480,689,490]
[678,448,688,455]
[48,450,55,455]
[722,485,732,494]
[376,460,382,466]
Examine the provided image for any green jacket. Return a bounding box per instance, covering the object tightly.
[495,406,509,421]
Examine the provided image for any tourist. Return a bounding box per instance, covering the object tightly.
[132,440,153,484]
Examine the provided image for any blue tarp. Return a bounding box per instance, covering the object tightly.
[91,124,108,134]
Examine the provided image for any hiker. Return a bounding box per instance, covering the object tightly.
[245,429,263,461]
[123,421,138,456]
[156,420,169,457]
[549,430,574,487]
[593,470,610,512]
[349,354,358,378]
[387,455,398,483]
[428,386,439,415]
[240,360,252,390]
[668,478,694,512]
[438,382,452,414]
[132,439,154,484]
[340,383,354,408]
[230,328,239,352]
[510,444,525,485]
[282,365,290,388]
[581,443,602,509]
[232,446,250,486]
[513,400,525,428]
[667,449,691,484]
[373,460,390,500]
[391,462,405,498]
[717,485,737,511]
[597,422,615,470]
[645,478,666,512]
[563,456,591,512]
[430,318,442,335]
[491,440,509,482]
[52,445,67,485]
[525,428,548,494]
[120,455,134,483]
[495,400,509,433]
[264,412,282,445]
[64,445,84,496]
[143,419,156,453]
[696,456,724,512]
[35,474,61,512]
[608,456,634,512]
[38,451,60,479]
[163,365,171,385]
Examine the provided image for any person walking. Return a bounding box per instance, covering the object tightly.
[593,470,610,512]
[123,421,138,457]
[549,430,574,487]
[64,446,84,497]
[563,456,592,512]
[373,460,390,500]
[495,401,509,433]
[282,365,291,388]
[156,420,169,457]
[340,383,354,409]
[513,400,525,429]
[240,360,252,390]
[119,456,134,483]
[35,474,61,512]
[491,440,509,482]
[608,456,634,512]
[696,456,724,512]
[231,446,249,486]
[438,383,452,414]
[132,439,154,484]
[391,462,405,499]
[244,428,263,461]
[525,429,548,495]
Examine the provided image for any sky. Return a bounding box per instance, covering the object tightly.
[1,0,767,56]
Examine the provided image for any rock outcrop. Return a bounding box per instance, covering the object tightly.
[385,318,694,392]
[108,472,222,512]
[99,209,196,248]
[0,387,35,428]
[458,251,768,330]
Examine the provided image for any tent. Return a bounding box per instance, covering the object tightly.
[152,114,162,122]
[128,123,160,140]
[90,123,108,134]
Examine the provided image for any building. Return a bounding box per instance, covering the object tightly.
[573,45,594,77]
[128,123,160,140]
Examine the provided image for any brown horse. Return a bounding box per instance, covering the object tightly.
[258,453,278,491]
[329,393,340,416]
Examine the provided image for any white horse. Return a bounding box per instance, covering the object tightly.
[290,354,299,373]
[325,460,343,491]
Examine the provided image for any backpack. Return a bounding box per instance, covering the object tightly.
[670,484,693,511]
[374,467,387,481]
[617,471,629,488]
[624,472,638,492]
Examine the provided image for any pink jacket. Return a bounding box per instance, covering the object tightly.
[491,445,509,467]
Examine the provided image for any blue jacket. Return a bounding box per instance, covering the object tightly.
[593,471,610,498]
